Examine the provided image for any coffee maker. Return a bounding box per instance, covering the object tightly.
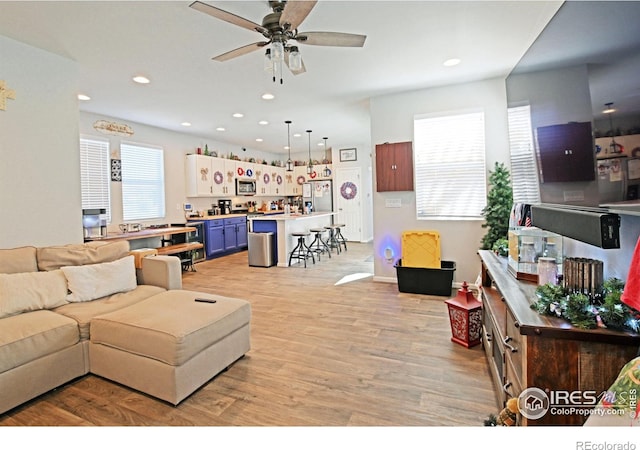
[82,208,107,240]
[218,199,231,215]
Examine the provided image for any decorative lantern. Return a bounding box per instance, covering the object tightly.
[445,281,483,348]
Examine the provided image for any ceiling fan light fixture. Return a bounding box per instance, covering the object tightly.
[264,48,272,72]
[271,41,284,61]
[289,46,302,72]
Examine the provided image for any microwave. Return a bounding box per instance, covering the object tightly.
[236,178,256,196]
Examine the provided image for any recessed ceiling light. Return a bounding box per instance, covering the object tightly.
[255,138,263,142]
[233,113,244,118]
[77,94,91,101]
[258,120,269,125]
[132,75,150,84]
[181,122,192,127]
[317,142,325,146]
[216,127,226,132]
[284,146,290,150]
[261,93,275,100]
[443,58,461,67]
[293,133,302,137]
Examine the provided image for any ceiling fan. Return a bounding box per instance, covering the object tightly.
[189,0,367,83]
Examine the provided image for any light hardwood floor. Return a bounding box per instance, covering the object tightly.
[0,242,498,426]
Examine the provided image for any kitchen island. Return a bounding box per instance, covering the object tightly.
[250,212,335,267]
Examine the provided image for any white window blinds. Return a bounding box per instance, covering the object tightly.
[120,142,165,221]
[508,105,540,204]
[79,136,111,222]
[414,111,487,218]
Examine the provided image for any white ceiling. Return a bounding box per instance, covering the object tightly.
[0,0,563,154]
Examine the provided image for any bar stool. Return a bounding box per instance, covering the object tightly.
[288,232,315,267]
[333,224,348,252]
[309,227,331,260]
[324,225,342,255]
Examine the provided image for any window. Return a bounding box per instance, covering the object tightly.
[507,105,540,204]
[79,136,111,222]
[414,111,487,219]
[120,142,165,221]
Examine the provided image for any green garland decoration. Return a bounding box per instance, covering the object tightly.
[530,278,640,332]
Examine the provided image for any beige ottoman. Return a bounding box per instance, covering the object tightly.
[88,290,251,405]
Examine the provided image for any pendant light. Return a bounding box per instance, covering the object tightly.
[604,102,622,154]
[285,120,293,172]
[322,137,331,178]
[306,130,314,175]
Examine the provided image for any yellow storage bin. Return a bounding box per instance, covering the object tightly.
[401,230,441,268]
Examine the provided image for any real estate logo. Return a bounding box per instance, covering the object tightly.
[517,386,635,421]
[518,387,549,420]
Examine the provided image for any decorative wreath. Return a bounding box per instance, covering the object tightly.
[263,173,270,184]
[276,175,283,185]
[297,175,306,185]
[340,181,357,200]
[213,170,223,185]
[237,167,245,176]
[246,168,253,178]
[309,171,317,179]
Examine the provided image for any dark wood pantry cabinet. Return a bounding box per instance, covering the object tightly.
[375,141,414,192]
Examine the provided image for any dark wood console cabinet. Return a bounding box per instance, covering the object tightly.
[478,250,639,426]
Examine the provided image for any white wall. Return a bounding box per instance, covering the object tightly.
[370,78,511,285]
[0,35,81,247]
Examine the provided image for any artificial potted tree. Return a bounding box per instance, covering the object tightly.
[481,162,513,256]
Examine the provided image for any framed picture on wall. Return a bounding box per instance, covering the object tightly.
[340,148,357,162]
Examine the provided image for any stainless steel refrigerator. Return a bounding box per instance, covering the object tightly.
[302,180,334,212]
[597,156,640,203]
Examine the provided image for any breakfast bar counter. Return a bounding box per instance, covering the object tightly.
[250,212,334,267]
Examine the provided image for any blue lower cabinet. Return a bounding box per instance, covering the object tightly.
[236,220,248,248]
[205,220,225,258]
[205,217,248,259]
[223,217,248,251]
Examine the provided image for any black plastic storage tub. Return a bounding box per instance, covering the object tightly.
[394,259,456,296]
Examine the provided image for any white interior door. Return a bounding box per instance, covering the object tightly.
[334,167,362,242]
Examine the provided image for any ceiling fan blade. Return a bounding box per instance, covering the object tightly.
[296,31,367,47]
[213,42,267,62]
[285,53,307,75]
[279,0,318,31]
[190,1,267,34]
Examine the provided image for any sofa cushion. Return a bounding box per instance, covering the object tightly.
[37,240,130,271]
[54,285,166,340]
[61,255,137,303]
[0,309,79,374]
[0,270,69,319]
[0,246,38,274]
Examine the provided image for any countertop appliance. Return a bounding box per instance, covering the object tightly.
[598,156,640,204]
[302,180,333,213]
[218,199,231,215]
[82,208,107,240]
[236,178,256,196]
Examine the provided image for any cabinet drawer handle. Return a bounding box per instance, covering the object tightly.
[503,336,518,353]
[502,381,512,394]
[485,331,492,342]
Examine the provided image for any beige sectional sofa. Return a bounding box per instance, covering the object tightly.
[0,241,251,415]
